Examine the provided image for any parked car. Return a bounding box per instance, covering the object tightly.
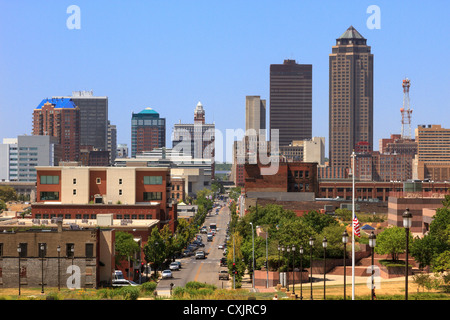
[173,261,182,269]
[183,249,192,257]
[169,262,180,271]
[195,251,205,259]
[112,279,139,287]
[161,270,173,279]
[218,243,224,249]
[220,257,227,267]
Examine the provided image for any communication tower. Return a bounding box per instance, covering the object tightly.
[400,78,413,140]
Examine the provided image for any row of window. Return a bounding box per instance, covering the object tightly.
[34,213,153,220]
[40,191,163,201]
[0,243,93,258]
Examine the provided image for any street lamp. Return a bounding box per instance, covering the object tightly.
[286,246,290,292]
[322,237,327,300]
[369,231,377,300]
[342,230,349,300]
[402,208,412,300]
[291,245,296,296]
[299,246,304,300]
[17,245,21,296]
[309,236,314,300]
[281,245,285,288]
[277,245,281,286]
[250,222,255,289]
[57,245,61,291]
[40,244,45,294]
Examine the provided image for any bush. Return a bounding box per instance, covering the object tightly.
[140,281,157,294]
[118,286,140,300]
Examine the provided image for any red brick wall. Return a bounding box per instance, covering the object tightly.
[89,170,107,200]
[36,169,61,202]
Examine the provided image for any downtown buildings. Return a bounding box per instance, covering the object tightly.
[131,107,166,158]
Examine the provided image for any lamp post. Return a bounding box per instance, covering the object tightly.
[299,246,303,300]
[281,245,285,288]
[250,222,255,289]
[57,245,61,291]
[17,245,21,296]
[342,230,349,300]
[322,237,327,300]
[277,245,281,286]
[71,245,75,288]
[402,208,412,300]
[40,244,45,294]
[309,236,314,300]
[286,246,290,292]
[369,231,377,300]
[291,245,296,296]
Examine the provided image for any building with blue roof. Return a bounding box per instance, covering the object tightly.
[131,107,166,157]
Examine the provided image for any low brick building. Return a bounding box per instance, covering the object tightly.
[0,220,114,289]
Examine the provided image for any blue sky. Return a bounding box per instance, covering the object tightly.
[1,0,449,162]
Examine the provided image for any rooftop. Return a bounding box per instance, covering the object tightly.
[338,25,366,40]
[36,98,77,110]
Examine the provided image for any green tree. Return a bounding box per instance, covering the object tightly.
[432,250,450,273]
[115,231,140,276]
[303,210,338,234]
[410,234,440,270]
[143,227,166,276]
[0,200,6,213]
[335,208,352,221]
[0,186,17,202]
[374,226,412,261]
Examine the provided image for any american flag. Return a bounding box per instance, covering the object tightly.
[353,214,361,238]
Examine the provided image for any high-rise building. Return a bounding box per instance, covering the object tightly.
[172,102,215,177]
[0,138,18,181]
[270,59,312,146]
[53,91,109,151]
[107,121,117,164]
[329,26,374,169]
[131,107,166,157]
[245,96,266,135]
[32,98,80,162]
[414,124,450,181]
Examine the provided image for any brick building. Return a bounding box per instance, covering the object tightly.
[0,220,114,289]
[244,161,318,195]
[32,166,178,232]
[32,98,81,162]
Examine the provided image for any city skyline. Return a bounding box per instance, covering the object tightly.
[1,1,449,162]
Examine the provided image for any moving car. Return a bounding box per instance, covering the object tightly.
[161,270,173,279]
[218,269,229,280]
[169,262,180,271]
[195,251,205,259]
[207,233,213,242]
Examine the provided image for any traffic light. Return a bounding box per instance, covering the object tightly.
[141,262,145,273]
[232,262,236,275]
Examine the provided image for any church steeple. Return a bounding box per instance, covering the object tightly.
[194,101,205,124]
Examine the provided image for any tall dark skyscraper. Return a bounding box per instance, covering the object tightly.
[131,107,166,157]
[270,59,312,146]
[54,91,108,151]
[329,26,374,168]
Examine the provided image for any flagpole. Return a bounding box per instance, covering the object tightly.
[351,151,355,300]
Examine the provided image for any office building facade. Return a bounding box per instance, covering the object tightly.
[32,98,80,162]
[131,108,166,158]
[329,26,374,168]
[270,59,312,146]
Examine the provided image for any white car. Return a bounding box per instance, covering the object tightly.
[218,244,224,249]
[169,262,180,271]
[161,269,173,279]
[112,279,139,287]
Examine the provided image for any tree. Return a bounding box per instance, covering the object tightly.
[115,232,140,277]
[303,210,338,234]
[0,186,17,202]
[143,227,166,276]
[410,234,440,270]
[374,226,412,261]
[0,200,6,213]
[432,250,450,273]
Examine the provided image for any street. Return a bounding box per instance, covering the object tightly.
[156,201,231,295]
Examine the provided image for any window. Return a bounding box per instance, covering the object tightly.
[73,189,77,195]
[40,192,59,201]
[143,176,162,185]
[96,178,101,184]
[119,178,122,185]
[85,243,94,258]
[0,243,3,257]
[40,175,59,184]
[73,178,77,185]
[119,189,123,196]
[19,243,27,258]
[66,244,74,258]
[143,192,162,201]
